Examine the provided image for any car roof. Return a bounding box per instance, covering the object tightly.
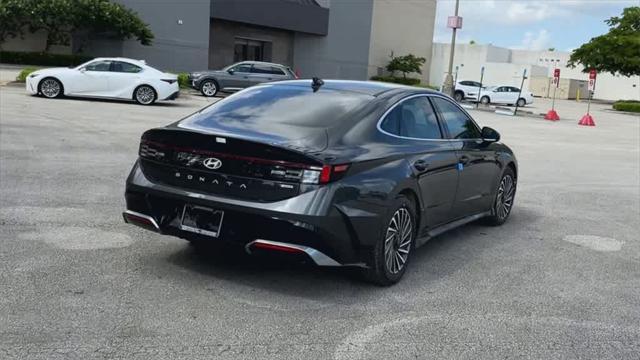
[92,57,148,67]
[273,79,436,96]
[236,61,290,68]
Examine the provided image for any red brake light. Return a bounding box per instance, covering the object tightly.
[319,165,332,184]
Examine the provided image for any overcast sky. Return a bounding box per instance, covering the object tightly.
[433,0,637,51]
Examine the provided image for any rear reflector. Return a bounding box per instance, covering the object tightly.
[252,242,304,254]
[123,210,159,231]
[161,79,177,84]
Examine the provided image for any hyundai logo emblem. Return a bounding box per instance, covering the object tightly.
[203,157,222,170]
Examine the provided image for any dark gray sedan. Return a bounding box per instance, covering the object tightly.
[188,61,297,97]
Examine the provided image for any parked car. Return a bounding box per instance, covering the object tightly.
[188,61,297,97]
[453,80,484,102]
[479,86,534,107]
[26,57,179,105]
[122,80,517,285]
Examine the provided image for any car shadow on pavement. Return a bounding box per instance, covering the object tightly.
[161,208,537,300]
[49,95,191,107]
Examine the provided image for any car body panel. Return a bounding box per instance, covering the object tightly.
[479,85,534,105]
[25,57,179,102]
[189,61,296,93]
[124,80,517,268]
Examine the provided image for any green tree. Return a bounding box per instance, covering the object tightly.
[386,54,426,79]
[0,0,153,52]
[567,6,640,77]
[0,0,30,47]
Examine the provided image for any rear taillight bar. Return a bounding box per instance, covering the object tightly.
[139,139,349,185]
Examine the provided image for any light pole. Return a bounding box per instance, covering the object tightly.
[442,0,462,97]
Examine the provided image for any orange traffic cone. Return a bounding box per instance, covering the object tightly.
[578,114,595,126]
[544,109,560,121]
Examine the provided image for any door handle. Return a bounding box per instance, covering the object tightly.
[459,155,470,165]
[413,160,429,172]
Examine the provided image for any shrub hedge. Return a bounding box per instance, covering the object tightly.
[177,73,190,89]
[0,51,92,67]
[370,76,421,86]
[16,67,40,82]
[613,101,640,113]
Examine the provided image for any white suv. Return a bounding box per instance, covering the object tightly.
[453,80,483,102]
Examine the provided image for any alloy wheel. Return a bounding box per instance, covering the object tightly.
[40,79,61,98]
[517,99,526,107]
[495,174,515,221]
[136,86,155,105]
[384,208,413,274]
[201,81,217,97]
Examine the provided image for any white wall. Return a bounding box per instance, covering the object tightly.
[367,0,437,83]
[430,43,640,101]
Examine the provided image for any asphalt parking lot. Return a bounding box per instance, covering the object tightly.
[1,85,639,359]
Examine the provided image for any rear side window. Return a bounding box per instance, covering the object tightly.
[380,96,442,139]
[431,97,481,139]
[111,61,142,73]
[85,60,111,72]
[230,64,252,73]
[270,67,286,75]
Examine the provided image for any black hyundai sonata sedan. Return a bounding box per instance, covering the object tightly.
[123,79,517,285]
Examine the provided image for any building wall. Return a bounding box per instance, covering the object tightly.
[1,29,72,55]
[208,20,294,70]
[101,0,210,72]
[430,43,640,101]
[292,0,374,80]
[367,0,436,83]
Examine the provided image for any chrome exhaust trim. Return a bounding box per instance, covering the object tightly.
[245,239,344,267]
[122,210,160,231]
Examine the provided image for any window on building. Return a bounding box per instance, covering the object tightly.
[234,38,272,62]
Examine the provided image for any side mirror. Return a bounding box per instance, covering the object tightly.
[227,69,235,75]
[79,68,86,73]
[481,126,500,142]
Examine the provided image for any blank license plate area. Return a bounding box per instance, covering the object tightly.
[179,204,224,238]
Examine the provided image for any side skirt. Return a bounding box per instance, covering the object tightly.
[415,211,491,248]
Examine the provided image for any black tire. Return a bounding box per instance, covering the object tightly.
[484,167,516,226]
[480,96,490,105]
[361,195,416,286]
[200,79,218,97]
[134,85,157,105]
[516,98,526,107]
[453,91,464,102]
[38,77,63,98]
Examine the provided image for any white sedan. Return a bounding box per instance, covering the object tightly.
[26,57,179,105]
[478,86,534,107]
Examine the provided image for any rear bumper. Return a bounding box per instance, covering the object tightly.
[124,162,380,266]
[164,91,180,100]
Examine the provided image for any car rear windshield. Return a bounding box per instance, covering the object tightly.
[179,84,372,130]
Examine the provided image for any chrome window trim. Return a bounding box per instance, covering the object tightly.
[376,93,484,142]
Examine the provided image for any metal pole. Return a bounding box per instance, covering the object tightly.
[442,0,460,97]
[454,65,459,85]
[514,69,527,116]
[586,91,592,115]
[476,66,484,108]
[551,80,557,110]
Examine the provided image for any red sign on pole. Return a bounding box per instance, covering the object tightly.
[588,69,597,92]
[553,68,560,87]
